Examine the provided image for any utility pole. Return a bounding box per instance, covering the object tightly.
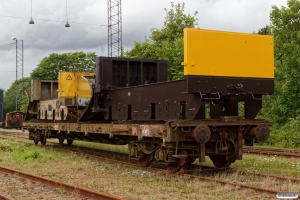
[107,0,122,57]
[12,37,23,111]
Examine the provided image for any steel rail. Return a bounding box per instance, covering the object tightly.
[0,131,285,196]
[243,146,300,158]
[0,194,13,200]
[185,174,280,194]
[0,166,124,200]
[44,144,281,195]
[243,146,300,153]
[245,171,300,182]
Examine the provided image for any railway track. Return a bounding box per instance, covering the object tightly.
[0,165,124,200]
[0,131,295,198]
[5,129,300,159]
[0,130,125,199]
[243,146,300,158]
[0,193,12,200]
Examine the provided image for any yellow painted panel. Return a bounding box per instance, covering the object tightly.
[182,28,274,78]
[58,72,94,98]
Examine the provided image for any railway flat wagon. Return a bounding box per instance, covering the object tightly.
[22,28,274,172]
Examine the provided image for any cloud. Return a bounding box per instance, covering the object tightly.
[0,0,287,90]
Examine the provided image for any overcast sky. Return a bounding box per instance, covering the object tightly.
[0,0,287,90]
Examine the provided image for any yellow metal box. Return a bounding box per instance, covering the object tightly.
[182,28,274,78]
[58,72,94,98]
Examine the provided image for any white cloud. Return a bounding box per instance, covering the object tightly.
[0,0,287,90]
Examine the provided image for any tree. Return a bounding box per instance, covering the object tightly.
[124,3,198,80]
[264,0,300,125]
[30,52,97,80]
[255,25,271,35]
[3,77,31,114]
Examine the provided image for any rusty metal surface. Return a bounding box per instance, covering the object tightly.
[237,126,243,160]
[187,174,280,194]
[199,143,205,162]
[30,80,58,101]
[2,111,25,129]
[170,119,273,127]
[192,124,211,143]
[243,146,300,158]
[0,166,124,200]
[23,119,269,142]
[0,193,12,200]
[245,171,300,182]
[248,124,270,141]
[22,118,272,169]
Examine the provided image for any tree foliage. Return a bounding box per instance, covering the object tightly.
[30,52,96,80]
[255,25,271,35]
[262,0,300,126]
[3,77,31,114]
[124,3,198,80]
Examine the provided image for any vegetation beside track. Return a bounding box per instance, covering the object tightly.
[0,138,299,199]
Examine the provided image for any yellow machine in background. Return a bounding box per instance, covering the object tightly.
[26,72,94,122]
[58,72,94,107]
[58,72,93,98]
[182,28,274,78]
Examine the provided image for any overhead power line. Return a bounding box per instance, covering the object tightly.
[0,43,15,48]
[0,14,107,27]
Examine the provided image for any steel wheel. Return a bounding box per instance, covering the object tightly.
[167,150,187,172]
[139,153,153,167]
[41,134,47,145]
[67,139,73,145]
[34,135,39,145]
[209,155,235,168]
[58,138,65,144]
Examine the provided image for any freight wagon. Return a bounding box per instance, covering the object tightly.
[22,28,274,171]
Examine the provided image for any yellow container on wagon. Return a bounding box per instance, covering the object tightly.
[58,72,94,98]
[182,28,274,78]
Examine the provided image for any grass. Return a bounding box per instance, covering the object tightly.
[56,186,66,194]
[1,138,299,199]
[0,140,13,152]
[231,154,300,177]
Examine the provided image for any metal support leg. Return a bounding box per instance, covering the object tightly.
[237,126,243,160]
[199,143,205,162]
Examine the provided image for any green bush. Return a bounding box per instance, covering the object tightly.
[261,116,300,148]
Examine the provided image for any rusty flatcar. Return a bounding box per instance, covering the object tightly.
[22,28,274,171]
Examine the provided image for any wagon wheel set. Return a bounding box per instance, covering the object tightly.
[140,154,235,171]
[137,149,188,172]
[31,130,73,146]
[58,138,74,145]
[135,145,236,172]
